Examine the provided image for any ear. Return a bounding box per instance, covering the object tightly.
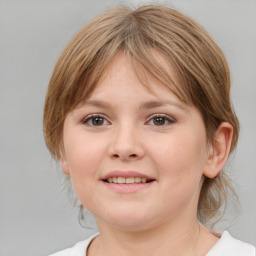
[60,150,70,175]
[203,122,233,178]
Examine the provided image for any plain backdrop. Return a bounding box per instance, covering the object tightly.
[0,0,255,255]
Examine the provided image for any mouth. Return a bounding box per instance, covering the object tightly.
[101,171,156,193]
[103,177,155,184]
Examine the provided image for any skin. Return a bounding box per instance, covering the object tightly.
[61,53,233,256]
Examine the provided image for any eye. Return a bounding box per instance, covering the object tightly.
[147,115,175,126]
[82,114,109,126]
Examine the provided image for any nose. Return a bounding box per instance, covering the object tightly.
[108,123,145,161]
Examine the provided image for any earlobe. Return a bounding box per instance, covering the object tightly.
[203,122,233,178]
[58,142,70,175]
[60,151,70,175]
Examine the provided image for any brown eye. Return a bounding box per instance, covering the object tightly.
[83,115,109,126]
[153,117,167,126]
[147,115,175,126]
[91,117,104,126]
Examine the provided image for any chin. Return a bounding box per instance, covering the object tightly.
[95,208,159,231]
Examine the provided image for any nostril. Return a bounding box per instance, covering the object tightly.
[111,153,138,159]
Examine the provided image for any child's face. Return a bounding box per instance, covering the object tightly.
[61,53,211,231]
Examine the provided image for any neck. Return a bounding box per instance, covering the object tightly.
[89,218,205,256]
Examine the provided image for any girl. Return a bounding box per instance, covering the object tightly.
[44,5,255,256]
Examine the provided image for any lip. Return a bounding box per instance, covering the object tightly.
[102,182,154,193]
[101,170,156,193]
[101,170,155,180]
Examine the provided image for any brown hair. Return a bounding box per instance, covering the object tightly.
[43,5,239,226]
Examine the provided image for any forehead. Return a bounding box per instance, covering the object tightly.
[86,51,189,102]
[87,53,169,95]
[79,53,189,113]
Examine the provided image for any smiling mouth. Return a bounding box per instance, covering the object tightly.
[104,177,155,184]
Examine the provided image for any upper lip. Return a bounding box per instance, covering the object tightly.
[101,170,155,181]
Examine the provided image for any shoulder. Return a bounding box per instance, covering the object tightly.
[48,233,99,256]
[207,231,255,256]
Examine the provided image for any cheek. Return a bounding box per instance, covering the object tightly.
[63,133,105,182]
[151,132,207,185]
[63,135,106,208]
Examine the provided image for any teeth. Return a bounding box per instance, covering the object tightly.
[141,178,147,183]
[117,177,125,183]
[126,177,134,184]
[135,177,142,183]
[106,177,149,184]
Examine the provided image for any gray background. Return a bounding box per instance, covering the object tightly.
[0,0,255,255]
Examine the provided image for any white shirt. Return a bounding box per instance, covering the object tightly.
[49,231,255,256]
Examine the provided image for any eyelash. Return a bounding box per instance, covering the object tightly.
[146,114,175,126]
[82,114,110,126]
[82,114,175,127]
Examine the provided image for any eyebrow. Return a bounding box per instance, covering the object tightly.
[83,99,187,112]
[139,100,187,111]
[82,100,111,108]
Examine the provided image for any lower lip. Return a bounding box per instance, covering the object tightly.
[102,181,155,193]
